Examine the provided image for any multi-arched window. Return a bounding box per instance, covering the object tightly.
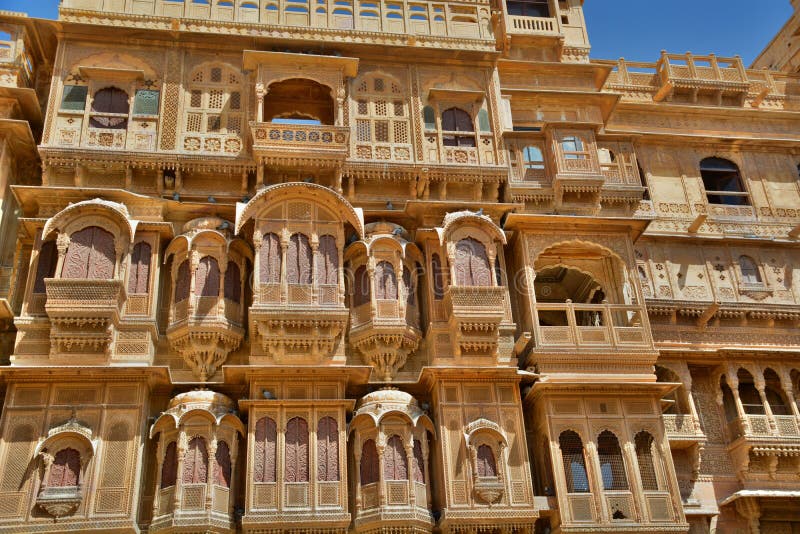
[383,435,408,480]
[195,256,221,297]
[185,64,244,138]
[62,226,116,279]
[316,417,339,482]
[183,436,209,484]
[453,237,492,286]
[260,232,282,284]
[214,441,232,488]
[699,157,749,206]
[634,431,660,491]
[287,233,312,285]
[374,261,398,300]
[559,430,589,493]
[161,441,178,488]
[33,240,57,294]
[441,107,475,147]
[597,431,628,491]
[354,74,410,156]
[128,241,151,294]
[285,417,309,483]
[90,87,129,129]
[360,439,380,485]
[253,417,277,483]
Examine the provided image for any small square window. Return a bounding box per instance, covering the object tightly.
[60,85,88,111]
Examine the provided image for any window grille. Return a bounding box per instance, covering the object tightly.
[634,432,659,491]
[597,431,628,491]
[183,437,209,484]
[184,64,244,137]
[559,430,589,493]
[454,238,491,287]
[133,89,160,116]
[353,75,410,152]
[316,417,339,482]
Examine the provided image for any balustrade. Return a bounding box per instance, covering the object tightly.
[250,122,349,164]
[534,302,651,351]
[729,414,800,440]
[506,15,558,36]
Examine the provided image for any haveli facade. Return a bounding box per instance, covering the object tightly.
[0,0,798,532]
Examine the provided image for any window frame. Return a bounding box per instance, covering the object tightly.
[699,157,750,207]
[184,64,244,138]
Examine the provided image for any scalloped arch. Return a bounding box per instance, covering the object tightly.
[440,212,506,246]
[43,199,137,244]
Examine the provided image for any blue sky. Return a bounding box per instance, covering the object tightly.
[0,0,793,66]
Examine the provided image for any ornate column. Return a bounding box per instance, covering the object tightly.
[217,259,227,316]
[255,82,266,122]
[584,441,606,521]
[622,440,644,522]
[152,439,165,519]
[754,374,777,434]
[54,231,70,277]
[376,436,386,506]
[354,443,363,509]
[280,229,289,304]
[173,430,187,512]
[726,371,750,435]
[404,438,415,507]
[310,234,319,305]
[206,436,216,510]
[779,370,800,420]
[252,230,263,301]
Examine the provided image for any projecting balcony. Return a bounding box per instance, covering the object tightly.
[728,414,800,441]
[661,414,707,447]
[250,122,349,168]
[655,52,750,104]
[504,15,559,37]
[533,302,651,352]
[443,286,510,358]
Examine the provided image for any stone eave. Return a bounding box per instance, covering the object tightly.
[503,213,650,241]
[0,118,38,160]
[502,88,620,124]
[0,365,171,388]
[720,489,800,507]
[0,87,42,127]
[638,229,800,246]
[525,380,679,401]
[12,185,166,218]
[497,58,612,91]
[406,200,519,228]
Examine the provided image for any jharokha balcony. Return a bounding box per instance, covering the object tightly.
[533,301,652,352]
[444,285,510,358]
[250,122,350,167]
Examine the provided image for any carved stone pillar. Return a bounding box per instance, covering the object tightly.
[152,439,165,518]
[218,260,227,316]
[376,440,386,506]
[779,371,800,419]
[622,441,643,522]
[404,440,415,507]
[727,372,750,435]
[735,496,761,534]
[255,82,266,122]
[755,377,777,433]
[280,230,289,303]
[55,231,70,277]
[252,231,263,299]
[174,430,186,511]
[310,235,319,304]
[584,441,605,520]
[206,437,216,509]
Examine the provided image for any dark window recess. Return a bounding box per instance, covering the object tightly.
[423,106,436,130]
[441,107,475,147]
[700,157,749,206]
[133,89,160,116]
[60,85,88,111]
[90,87,129,129]
[506,0,550,17]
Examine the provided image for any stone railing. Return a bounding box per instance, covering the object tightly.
[662,414,704,440]
[61,0,493,43]
[534,302,651,351]
[250,122,349,163]
[506,15,558,36]
[601,52,800,110]
[728,414,800,441]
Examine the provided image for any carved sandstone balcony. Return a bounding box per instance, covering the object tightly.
[726,414,800,482]
[250,122,349,168]
[250,282,349,364]
[443,286,510,358]
[655,52,749,103]
[504,15,559,37]
[533,302,652,352]
[662,414,707,447]
[727,414,800,441]
[44,278,126,359]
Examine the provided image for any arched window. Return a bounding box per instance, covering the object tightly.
[285,417,309,483]
[128,241,151,294]
[315,235,338,286]
[287,233,312,285]
[195,256,220,297]
[214,440,232,488]
[374,261,397,299]
[476,444,497,477]
[454,238,491,287]
[506,0,549,17]
[634,432,659,491]
[597,431,628,491]
[62,226,116,280]
[353,265,370,307]
[559,430,589,493]
[354,75,409,154]
[90,87,129,129]
[254,417,277,483]
[431,253,444,299]
[764,369,792,416]
[316,417,339,482]
[700,157,749,206]
[441,108,475,147]
[161,441,178,488]
[360,439,379,485]
[48,448,81,487]
[260,232,281,284]
[384,435,408,481]
[183,437,209,484]
[720,376,738,423]
[738,369,764,415]
[185,65,243,141]
[224,261,241,302]
[175,260,190,302]
[739,255,762,285]
[33,240,57,293]
[412,439,425,483]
